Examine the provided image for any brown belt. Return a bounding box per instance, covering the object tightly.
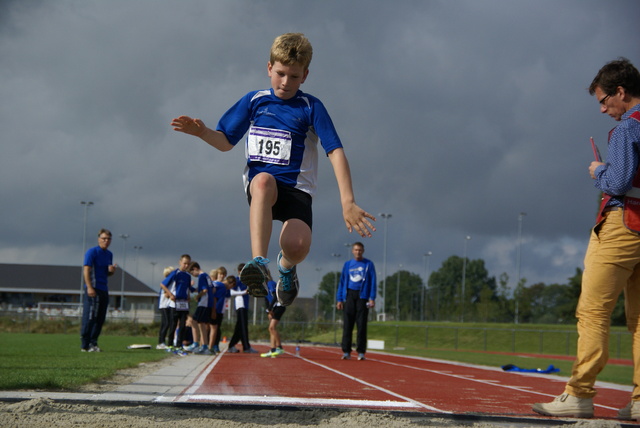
[603,206,622,213]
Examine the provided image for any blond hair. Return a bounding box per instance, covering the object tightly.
[270,33,313,70]
[163,266,175,278]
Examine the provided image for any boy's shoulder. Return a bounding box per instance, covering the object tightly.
[246,89,324,106]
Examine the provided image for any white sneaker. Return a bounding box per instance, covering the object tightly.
[156,343,167,350]
[532,393,593,418]
[183,342,199,352]
[618,401,640,420]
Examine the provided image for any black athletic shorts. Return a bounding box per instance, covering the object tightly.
[193,306,211,324]
[271,305,286,321]
[247,181,312,229]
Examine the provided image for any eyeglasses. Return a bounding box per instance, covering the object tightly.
[99,236,112,241]
[598,94,612,105]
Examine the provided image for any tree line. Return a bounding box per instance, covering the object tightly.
[313,255,627,325]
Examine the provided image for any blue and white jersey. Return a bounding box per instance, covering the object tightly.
[162,269,192,301]
[216,89,343,196]
[212,281,227,314]
[196,272,213,308]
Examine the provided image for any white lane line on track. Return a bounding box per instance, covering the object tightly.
[173,351,227,403]
[367,356,620,412]
[293,354,450,413]
[185,394,420,409]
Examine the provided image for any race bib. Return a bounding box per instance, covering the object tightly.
[175,299,189,311]
[247,126,291,165]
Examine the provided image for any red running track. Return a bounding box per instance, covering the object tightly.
[174,344,634,422]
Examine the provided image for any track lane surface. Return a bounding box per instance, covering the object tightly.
[174,345,634,421]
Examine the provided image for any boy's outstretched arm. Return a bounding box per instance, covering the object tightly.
[171,115,233,152]
[328,148,376,237]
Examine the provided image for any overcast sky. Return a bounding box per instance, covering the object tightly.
[2,0,639,300]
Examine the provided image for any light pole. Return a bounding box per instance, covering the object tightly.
[422,251,432,322]
[133,245,143,277]
[344,242,352,264]
[79,201,94,300]
[150,261,157,288]
[380,213,392,318]
[119,234,129,311]
[515,212,526,324]
[331,253,341,324]
[315,267,321,321]
[396,264,402,321]
[461,235,471,322]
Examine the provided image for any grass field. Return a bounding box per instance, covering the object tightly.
[0,320,634,390]
[0,333,168,390]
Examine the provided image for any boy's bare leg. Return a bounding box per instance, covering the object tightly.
[275,219,310,305]
[209,325,217,351]
[249,173,277,258]
[199,323,208,348]
[241,173,277,297]
[269,319,278,348]
[279,219,311,269]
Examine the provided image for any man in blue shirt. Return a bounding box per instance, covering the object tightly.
[81,228,116,352]
[336,242,376,361]
[534,58,640,420]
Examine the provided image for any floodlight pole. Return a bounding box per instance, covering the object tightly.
[79,201,94,301]
[119,234,129,311]
[461,235,471,322]
[380,213,392,318]
[515,212,526,324]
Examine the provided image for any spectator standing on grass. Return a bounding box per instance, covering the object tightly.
[156,266,175,350]
[533,58,640,420]
[227,264,258,354]
[171,32,376,309]
[160,254,193,350]
[209,267,228,354]
[261,272,286,358]
[81,228,117,352]
[336,242,376,361]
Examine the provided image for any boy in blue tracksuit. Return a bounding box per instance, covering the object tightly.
[209,267,228,354]
[160,254,193,349]
[336,242,376,361]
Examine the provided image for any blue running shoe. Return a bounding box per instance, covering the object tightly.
[240,257,270,297]
[275,251,299,306]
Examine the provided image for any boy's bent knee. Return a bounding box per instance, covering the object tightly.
[251,173,277,192]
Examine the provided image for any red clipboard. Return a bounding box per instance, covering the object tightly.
[590,137,602,162]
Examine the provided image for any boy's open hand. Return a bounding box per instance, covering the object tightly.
[343,203,376,237]
[171,115,206,137]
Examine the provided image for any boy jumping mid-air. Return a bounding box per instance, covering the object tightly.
[172,33,375,306]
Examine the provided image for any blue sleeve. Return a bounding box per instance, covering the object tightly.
[216,92,253,145]
[198,274,208,292]
[83,247,95,267]
[162,270,176,287]
[310,97,343,155]
[367,261,377,300]
[595,123,640,196]
[336,262,348,302]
